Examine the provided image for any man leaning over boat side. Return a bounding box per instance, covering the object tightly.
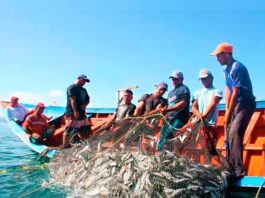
[134,82,168,116]
[156,70,190,151]
[62,74,92,148]
[104,89,136,129]
[210,42,256,179]
[6,96,30,125]
[22,102,54,144]
[191,69,223,154]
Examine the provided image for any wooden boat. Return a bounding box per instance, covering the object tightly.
[1,100,265,190]
[0,100,115,158]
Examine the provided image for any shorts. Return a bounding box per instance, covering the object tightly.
[30,128,52,144]
[64,114,92,137]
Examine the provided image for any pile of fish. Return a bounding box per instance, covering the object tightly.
[49,146,229,198]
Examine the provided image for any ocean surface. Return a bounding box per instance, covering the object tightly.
[0,106,67,198]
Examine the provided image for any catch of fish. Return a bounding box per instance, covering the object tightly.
[49,146,229,197]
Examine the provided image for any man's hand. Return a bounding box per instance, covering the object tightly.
[160,107,168,115]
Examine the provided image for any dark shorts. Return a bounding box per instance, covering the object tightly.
[64,114,92,137]
[30,128,52,144]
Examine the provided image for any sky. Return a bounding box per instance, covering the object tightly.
[0,0,265,108]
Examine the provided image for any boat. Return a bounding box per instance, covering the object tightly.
[1,100,265,192]
[0,100,115,158]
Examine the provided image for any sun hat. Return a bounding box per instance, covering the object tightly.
[78,74,90,82]
[155,82,168,91]
[210,42,233,56]
[169,70,183,79]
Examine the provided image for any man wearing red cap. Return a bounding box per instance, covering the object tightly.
[6,96,29,125]
[211,42,256,179]
[63,74,91,147]
[22,102,54,144]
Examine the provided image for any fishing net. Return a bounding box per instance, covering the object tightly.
[45,113,234,197]
[85,113,229,170]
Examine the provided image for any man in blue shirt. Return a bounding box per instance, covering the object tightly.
[156,70,190,151]
[211,42,255,179]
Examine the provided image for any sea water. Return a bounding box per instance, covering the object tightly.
[0,106,67,198]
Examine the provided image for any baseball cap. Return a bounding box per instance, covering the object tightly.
[36,102,45,108]
[210,42,233,56]
[199,69,213,79]
[169,70,183,79]
[77,74,90,82]
[155,82,168,91]
[11,96,19,102]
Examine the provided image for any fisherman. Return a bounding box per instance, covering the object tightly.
[134,82,168,116]
[63,74,92,147]
[210,42,255,179]
[104,89,136,129]
[156,70,190,151]
[6,96,30,125]
[191,69,222,154]
[22,102,54,144]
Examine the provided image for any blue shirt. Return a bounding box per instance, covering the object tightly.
[224,61,255,102]
[167,84,190,123]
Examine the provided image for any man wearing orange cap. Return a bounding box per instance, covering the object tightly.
[22,102,54,144]
[211,42,256,179]
[6,96,29,125]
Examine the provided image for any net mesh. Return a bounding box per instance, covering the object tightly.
[83,113,229,170]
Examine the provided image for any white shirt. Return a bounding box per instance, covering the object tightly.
[192,87,222,126]
[6,104,29,122]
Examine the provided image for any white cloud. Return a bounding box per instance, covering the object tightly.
[48,90,64,98]
[9,91,44,104]
[2,90,65,106]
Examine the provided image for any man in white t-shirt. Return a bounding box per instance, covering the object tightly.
[191,69,222,155]
[192,69,222,126]
[6,96,29,125]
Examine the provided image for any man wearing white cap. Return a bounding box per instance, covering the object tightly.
[192,69,223,155]
[192,69,222,126]
[157,70,190,151]
[134,82,168,116]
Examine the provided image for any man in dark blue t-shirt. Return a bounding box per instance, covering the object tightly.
[63,74,91,147]
[211,42,255,179]
[156,70,190,151]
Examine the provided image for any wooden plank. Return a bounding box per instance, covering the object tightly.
[243,112,261,146]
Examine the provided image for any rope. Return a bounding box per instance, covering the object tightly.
[255,178,265,198]
[18,168,77,198]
